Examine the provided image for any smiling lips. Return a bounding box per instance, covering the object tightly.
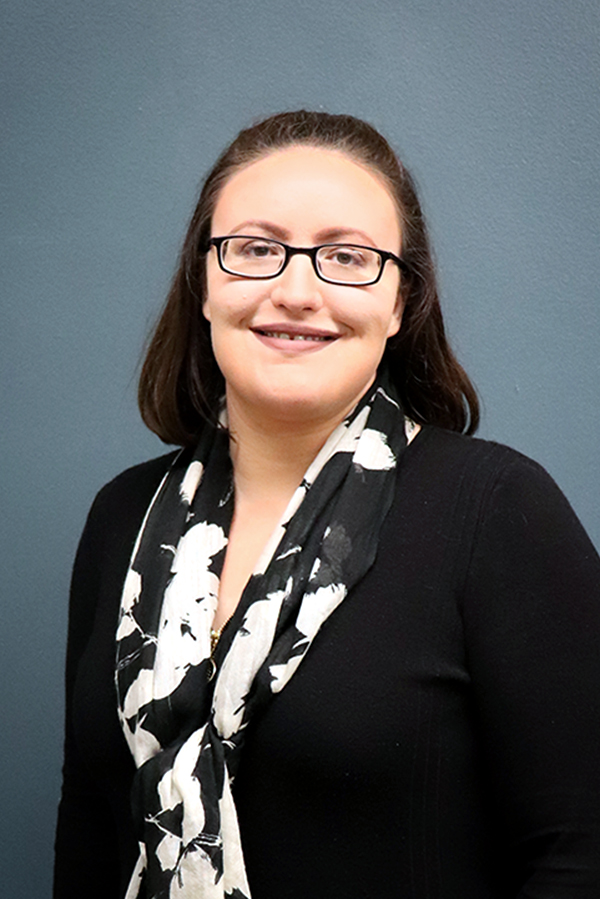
[261,331,329,342]
[252,324,340,347]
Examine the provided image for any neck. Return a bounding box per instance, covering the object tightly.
[226,398,348,508]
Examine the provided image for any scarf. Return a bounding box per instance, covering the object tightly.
[115,376,415,898]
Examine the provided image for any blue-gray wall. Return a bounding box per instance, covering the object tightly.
[2,1,599,895]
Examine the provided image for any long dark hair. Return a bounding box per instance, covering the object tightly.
[139,110,479,445]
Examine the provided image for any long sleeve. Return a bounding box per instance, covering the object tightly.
[462,455,600,896]
[54,452,177,899]
[53,491,123,897]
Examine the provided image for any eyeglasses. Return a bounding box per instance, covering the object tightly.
[206,236,409,286]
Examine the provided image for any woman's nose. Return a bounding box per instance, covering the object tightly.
[269,254,324,312]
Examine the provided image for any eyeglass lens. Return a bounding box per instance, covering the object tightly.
[219,237,382,283]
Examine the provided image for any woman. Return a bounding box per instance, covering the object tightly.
[54,111,600,899]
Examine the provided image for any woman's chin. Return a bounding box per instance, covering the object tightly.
[226,377,374,431]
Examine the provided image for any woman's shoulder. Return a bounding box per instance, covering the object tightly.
[85,448,188,540]
[405,424,597,557]
[403,423,558,499]
[96,448,182,500]
[408,423,543,474]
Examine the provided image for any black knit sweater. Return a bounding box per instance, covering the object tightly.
[54,426,600,898]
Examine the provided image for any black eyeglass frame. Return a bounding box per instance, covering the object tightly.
[206,236,410,286]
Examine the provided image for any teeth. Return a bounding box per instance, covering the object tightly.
[263,331,330,341]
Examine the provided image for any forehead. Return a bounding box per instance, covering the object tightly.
[211,146,401,245]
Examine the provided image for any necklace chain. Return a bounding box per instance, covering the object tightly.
[210,627,221,656]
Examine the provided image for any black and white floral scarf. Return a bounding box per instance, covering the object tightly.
[115,376,416,899]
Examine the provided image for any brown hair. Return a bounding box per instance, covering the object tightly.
[139,110,479,444]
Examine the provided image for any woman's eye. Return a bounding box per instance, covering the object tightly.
[326,247,366,268]
[239,240,277,258]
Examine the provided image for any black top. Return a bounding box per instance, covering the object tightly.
[54,426,600,898]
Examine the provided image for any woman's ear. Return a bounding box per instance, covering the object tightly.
[387,296,404,339]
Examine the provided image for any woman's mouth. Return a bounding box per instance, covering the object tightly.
[251,324,340,343]
[250,325,340,353]
[256,330,331,342]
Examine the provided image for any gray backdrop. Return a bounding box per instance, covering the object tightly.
[2,1,599,895]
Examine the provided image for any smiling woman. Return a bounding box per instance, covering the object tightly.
[138,111,478,444]
[203,146,403,434]
[54,111,600,899]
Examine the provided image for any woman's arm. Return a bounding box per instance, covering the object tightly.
[462,455,600,896]
[53,490,123,898]
[54,452,179,898]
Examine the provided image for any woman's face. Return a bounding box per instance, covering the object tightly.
[203,145,403,429]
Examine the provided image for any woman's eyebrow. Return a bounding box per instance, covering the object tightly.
[226,221,378,247]
[314,227,377,247]
[227,220,289,239]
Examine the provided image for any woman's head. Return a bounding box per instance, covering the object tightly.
[139,110,478,444]
[204,144,404,430]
